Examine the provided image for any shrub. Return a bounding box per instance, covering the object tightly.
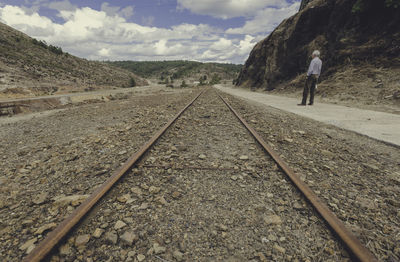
[129,77,136,87]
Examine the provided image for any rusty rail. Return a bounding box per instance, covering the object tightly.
[218,94,378,262]
[23,89,206,262]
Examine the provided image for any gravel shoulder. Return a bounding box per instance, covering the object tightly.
[0,88,196,261]
[1,87,398,261]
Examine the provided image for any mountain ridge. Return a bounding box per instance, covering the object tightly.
[0,22,147,99]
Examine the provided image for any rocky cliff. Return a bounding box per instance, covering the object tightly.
[236,0,400,91]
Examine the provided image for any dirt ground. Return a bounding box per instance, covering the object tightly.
[269,65,400,115]
[0,87,399,261]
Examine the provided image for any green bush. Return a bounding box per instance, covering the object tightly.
[180,80,188,88]
[129,77,136,87]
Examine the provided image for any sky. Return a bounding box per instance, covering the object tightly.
[0,0,301,64]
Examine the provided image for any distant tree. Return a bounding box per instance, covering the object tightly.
[129,77,136,87]
[210,74,221,85]
[180,80,188,88]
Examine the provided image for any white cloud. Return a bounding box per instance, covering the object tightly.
[101,2,134,19]
[177,0,291,19]
[0,2,296,64]
[47,0,77,12]
[226,2,300,35]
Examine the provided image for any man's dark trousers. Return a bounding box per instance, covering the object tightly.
[302,74,318,105]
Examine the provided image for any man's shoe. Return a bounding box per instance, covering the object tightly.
[297,103,306,106]
[308,103,313,105]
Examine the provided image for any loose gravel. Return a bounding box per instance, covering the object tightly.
[1,87,398,262]
[0,89,195,261]
[47,89,349,262]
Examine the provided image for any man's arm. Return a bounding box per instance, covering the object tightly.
[307,59,314,76]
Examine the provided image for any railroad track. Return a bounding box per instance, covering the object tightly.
[24,88,378,261]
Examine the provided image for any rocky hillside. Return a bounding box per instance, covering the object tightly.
[236,0,400,111]
[0,22,147,99]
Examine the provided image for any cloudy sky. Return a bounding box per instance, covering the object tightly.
[0,0,300,64]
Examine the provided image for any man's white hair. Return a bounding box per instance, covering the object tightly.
[312,50,320,57]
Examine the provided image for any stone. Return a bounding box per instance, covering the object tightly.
[75,234,90,247]
[131,187,142,195]
[230,175,238,181]
[173,250,184,261]
[148,186,160,194]
[117,194,131,203]
[284,137,293,143]
[137,254,146,262]
[239,155,249,160]
[293,202,303,210]
[217,224,228,231]
[263,215,282,225]
[105,231,118,244]
[120,231,138,245]
[59,244,72,256]
[138,202,149,210]
[93,228,104,238]
[114,220,127,230]
[35,223,57,235]
[32,192,49,205]
[273,244,286,253]
[198,154,206,159]
[53,194,89,207]
[153,243,166,254]
[172,191,181,199]
[19,238,37,251]
[157,196,168,205]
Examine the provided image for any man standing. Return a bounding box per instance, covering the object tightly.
[299,50,322,106]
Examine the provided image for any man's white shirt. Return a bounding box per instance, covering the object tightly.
[307,57,322,76]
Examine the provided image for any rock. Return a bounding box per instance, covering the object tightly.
[273,244,286,253]
[263,215,282,225]
[120,231,138,245]
[126,251,136,261]
[32,192,49,205]
[363,163,379,171]
[35,223,57,235]
[217,224,228,231]
[148,186,160,194]
[230,175,238,181]
[388,172,400,185]
[172,191,181,199]
[117,194,131,203]
[198,154,206,159]
[105,231,118,244]
[114,220,127,230]
[131,187,143,196]
[138,202,149,210]
[293,202,303,210]
[75,234,90,247]
[153,243,166,254]
[118,150,127,155]
[239,155,249,160]
[137,254,146,262]
[173,250,184,261]
[19,238,37,251]
[93,228,104,238]
[157,196,168,205]
[59,243,72,256]
[283,137,293,143]
[53,194,89,207]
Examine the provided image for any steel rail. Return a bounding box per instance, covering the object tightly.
[23,89,206,262]
[218,93,378,262]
